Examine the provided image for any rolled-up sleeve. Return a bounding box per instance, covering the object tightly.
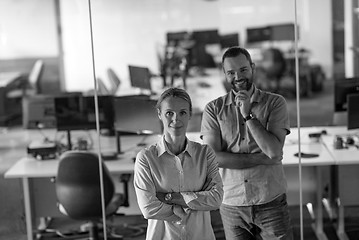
[133,149,178,222]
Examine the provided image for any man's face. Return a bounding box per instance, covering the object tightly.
[223,54,254,92]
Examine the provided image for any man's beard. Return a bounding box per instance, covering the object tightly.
[231,77,253,92]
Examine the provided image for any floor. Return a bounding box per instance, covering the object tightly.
[5,206,359,240]
[1,71,359,240]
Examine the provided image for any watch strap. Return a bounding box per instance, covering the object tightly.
[244,113,254,122]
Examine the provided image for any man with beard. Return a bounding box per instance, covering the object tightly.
[200,46,293,240]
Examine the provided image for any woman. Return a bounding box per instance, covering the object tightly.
[134,88,223,240]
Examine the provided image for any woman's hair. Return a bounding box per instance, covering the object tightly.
[156,87,192,115]
[221,46,253,65]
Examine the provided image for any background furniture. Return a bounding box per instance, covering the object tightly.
[6,128,356,240]
[55,151,125,239]
[0,71,24,125]
[4,132,161,240]
[6,59,44,98]
[3,60,45,125]
[107,68,121,94]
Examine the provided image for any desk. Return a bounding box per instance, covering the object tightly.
[4,132,202,240]
[2,128,347,240]
[283,138,335,240]
[321,126,359,240]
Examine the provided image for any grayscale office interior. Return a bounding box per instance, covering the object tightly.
[1,0,359,239]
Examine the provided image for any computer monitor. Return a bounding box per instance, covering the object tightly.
[166,31,188,43]
[128,65,152,91]
[192,29,220,44]
[220,33,240,49]
[347,93,359,130]
[54,95,114,131]
[191,29,220,67]
[246,26,271,44]
[113,96,162,135]
[22,92,84,129]
[22,95,56,129]
[334,77,359,112]
[270,23,296,41]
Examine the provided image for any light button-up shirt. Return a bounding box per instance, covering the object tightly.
[134,136,223,240]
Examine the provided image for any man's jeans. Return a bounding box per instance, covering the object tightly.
[220,194,293,240]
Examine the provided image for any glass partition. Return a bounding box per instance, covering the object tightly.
[2,0,358,239]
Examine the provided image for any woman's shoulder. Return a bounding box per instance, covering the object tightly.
[136,143,158,159]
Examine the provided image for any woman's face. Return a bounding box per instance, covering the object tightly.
[158,96,191,137]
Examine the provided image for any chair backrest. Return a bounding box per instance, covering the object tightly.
[28,60,44,90]
[56,151,114,220]
[97,77,111,95]
[107,68,121,94]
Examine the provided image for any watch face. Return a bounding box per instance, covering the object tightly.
[165,193,172,201]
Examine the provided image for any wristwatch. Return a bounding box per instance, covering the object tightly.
[164,193,172,201]
[244,113,255,122]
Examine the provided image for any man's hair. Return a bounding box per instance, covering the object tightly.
[221,46,253,65]
[156,87,192,115]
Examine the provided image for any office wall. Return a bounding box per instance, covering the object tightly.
[0,0,332,92]
[0,0,58,58]
[60,0,333,92]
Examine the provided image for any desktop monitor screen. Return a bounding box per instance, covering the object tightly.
[220,33,240,49]
[22,95,56,129]
[128,65,152,91]
[166,31,188,43]
[334,77,359,112]
[246,26,271,43]
[192,29,220,44]
[347,93,359,130]
[54,95,114,131]
[270,23,296,41]
[113,97,162,134]
[191,29,220,67]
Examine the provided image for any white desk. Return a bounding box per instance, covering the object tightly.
[283,140,335,240]
[3,128,344,240]
[3,132,203,240]
[320,126,359,240]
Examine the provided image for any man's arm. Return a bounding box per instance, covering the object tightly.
[246,118,287,159]
[202,132,281,169]
[236,90,288,159]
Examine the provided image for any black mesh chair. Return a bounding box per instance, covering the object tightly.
[55,151,125,240]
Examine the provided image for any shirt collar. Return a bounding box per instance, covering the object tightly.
[156,135,193,157]
[225,85,262,106]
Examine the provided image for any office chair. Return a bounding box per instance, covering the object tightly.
[260,48,286,93]
[7,59,44,98]
[107,68,121,94]
[3,59,44,125]
[85,77,111,96]
[55,151,127,240]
